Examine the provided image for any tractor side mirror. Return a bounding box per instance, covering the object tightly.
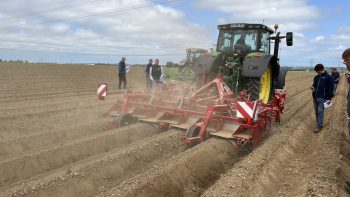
[286,32,293,46]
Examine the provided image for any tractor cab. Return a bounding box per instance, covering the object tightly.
[217,23,274,55]
[186,48,208,63]
[179,48,208,75]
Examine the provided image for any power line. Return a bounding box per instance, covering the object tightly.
[0,0,106,22]
[30,0,180,25]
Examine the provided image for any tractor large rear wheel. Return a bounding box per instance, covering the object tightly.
[247,66,272,104]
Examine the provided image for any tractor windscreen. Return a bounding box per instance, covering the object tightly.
[217,30,259,53]
[187,51,205,63]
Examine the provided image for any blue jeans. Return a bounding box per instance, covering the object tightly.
[333,83,338,96]
[313,98,325,128]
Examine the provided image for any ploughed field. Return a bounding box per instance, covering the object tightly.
[0,62,349,197]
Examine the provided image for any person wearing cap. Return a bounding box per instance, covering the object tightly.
[117,57,127,89]
[145,59,153,89]
[311,63,334,133]
[149,59,164,87]
[331,68,340,96]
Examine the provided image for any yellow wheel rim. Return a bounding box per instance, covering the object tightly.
[259,67,271,104]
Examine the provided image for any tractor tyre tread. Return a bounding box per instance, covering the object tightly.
[246,78,260,101]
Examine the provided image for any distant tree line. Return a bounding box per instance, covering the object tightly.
[165,61,179,67]
[0,59,30,63]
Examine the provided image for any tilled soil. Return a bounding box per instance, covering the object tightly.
[0,123,158,188]
[1,130,185,197]
[203,76,348,197]
[103,138,240,197]
[0,62,348,197]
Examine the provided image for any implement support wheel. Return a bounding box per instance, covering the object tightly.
[114,113,138,128]
[185,124,201,138]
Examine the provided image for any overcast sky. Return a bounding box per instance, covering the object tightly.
[0,0,349,67]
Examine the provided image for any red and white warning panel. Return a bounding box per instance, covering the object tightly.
[97,83,107,99]
[236,101,259,120]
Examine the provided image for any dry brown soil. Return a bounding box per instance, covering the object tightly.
[0,63,348,197]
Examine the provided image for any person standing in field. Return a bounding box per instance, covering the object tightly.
[311,64,334,133]
[342,49,350,136]
[118,57,127,89]
[145,59,153,89]
[149,59,164,87]
[342,48,350,194]
[331,68,340,96]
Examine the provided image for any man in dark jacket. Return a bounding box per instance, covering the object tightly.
[331,68,340,96]
[311,64,334,133]
[342,48,350,136]
[149,59,164,87]
[145,59,153,89]
[341,48,350,194]
[118,57,127,89]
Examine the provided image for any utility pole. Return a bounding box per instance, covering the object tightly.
[336,57,341,68]
[310,58,314,68]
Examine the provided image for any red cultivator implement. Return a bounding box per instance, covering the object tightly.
[106,74,286,148]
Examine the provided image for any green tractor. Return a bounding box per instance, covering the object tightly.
[192,23,293,103]
[178,48,209,76]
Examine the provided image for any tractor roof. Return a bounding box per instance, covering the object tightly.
[218,23,274,34]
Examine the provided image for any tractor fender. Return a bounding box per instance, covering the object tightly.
[241,55,276,77]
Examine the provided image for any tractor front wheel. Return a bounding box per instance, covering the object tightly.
[246,65,272,104]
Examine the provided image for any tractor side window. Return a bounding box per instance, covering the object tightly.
[190,53,195,62]
[218,32,233,52]
[260,32,270,53]
[187,52,191,62]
